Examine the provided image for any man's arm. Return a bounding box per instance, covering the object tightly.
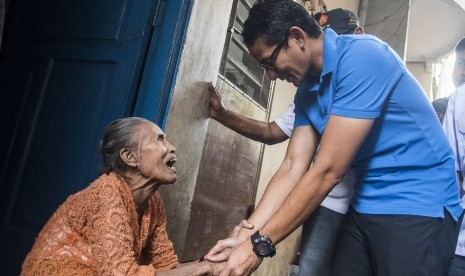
[244,124,318,230]
[205,123,319,261]
[260,116,373,243]
[208,82,288,145]
[218,116,373,276]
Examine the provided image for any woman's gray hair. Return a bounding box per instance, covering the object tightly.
[99,117,150,174]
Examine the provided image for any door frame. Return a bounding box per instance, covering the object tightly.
[133,0,194,129]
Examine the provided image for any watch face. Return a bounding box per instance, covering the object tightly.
[256,241,271,255]
[251,231,276,257]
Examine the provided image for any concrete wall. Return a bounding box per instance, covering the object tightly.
[159,0,234,257]
[159,0,301,270]
[406,62,433,99]
[324,0,360,13]
[363,0,411,61]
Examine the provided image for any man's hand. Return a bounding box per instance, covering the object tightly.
[205,220,254,262]
[208,82,225,119]
[230,220,254,238]
[218,240,262,276]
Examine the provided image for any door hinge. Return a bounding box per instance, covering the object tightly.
[152,1,167,28]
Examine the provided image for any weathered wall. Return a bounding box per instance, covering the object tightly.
[363,0,411,61]
[182,75,266,261]
[406,62,433,99]
[159,0,234,257]
[324,0,360,13]
[253,80,300,276]
[160,0,300,269]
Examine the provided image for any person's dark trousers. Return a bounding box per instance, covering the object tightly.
[332,207,463,276]
[298,206,345,276]
[449,254,465,276]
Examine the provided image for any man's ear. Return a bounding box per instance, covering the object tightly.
[289,26,306,47]
[120,148,137,167]
[354,26,364,34]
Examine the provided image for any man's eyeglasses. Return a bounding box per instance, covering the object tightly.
[258,35,288,71]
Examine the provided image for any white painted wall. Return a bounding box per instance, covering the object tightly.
[160,0,234,257]
[406,62,433,99]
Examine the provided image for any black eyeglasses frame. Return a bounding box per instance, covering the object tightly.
[258,35,289,71]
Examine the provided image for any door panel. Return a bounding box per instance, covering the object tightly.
[0,57,39,175]
[6,0,127,39]
[11,59,115,233]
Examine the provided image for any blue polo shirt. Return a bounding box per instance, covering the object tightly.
[294,29,463,220]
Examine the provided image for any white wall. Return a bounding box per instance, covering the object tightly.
[160,0,234,257]
[406,62,433,99]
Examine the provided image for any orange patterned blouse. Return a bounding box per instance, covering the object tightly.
[21,172,178,275]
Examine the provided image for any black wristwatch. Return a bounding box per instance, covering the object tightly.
[251,230,276,258]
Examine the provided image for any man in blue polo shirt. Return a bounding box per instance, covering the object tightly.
[205,0,463,275]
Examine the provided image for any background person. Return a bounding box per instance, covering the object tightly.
[432,96,449,123]
[208,8,363,275]
[442,37,465,276]
[205,0,462,275]
[21,117,222,276]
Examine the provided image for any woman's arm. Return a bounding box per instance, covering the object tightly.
[156,261,225,276]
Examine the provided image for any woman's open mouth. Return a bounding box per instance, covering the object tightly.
[166,157,177,172]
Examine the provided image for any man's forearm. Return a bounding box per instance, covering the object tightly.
[245,161,307,233]
[243,126,318,234]
[260,116,374,245]
[259,168,338,245]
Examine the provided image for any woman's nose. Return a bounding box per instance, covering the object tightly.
[166,141,176,153]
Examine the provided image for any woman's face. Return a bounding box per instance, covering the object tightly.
[136,122,177,184]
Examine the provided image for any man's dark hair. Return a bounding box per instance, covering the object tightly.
[455,37,465,53]
[242,0,322,47]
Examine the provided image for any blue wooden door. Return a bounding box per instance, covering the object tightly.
[0,0,190,274]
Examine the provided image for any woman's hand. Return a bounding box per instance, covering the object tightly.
[157,260,224,276]
[218,241,262,276]
[204,220,254,262]
[205,260,226,276]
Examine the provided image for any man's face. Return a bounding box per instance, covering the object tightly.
[248,36,312,87]
[453,49,465,87]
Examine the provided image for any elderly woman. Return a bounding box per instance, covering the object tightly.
[22,117,221,275]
